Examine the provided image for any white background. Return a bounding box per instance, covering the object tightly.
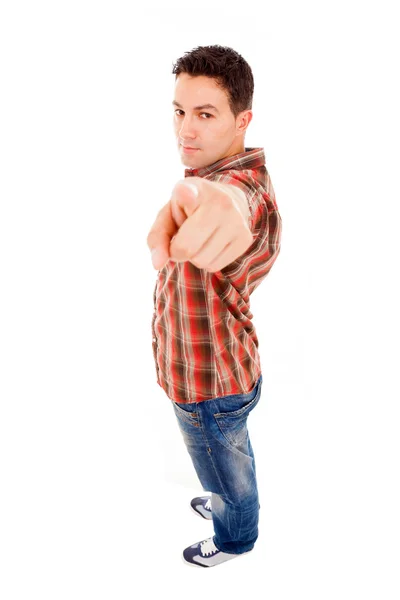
[1,1,399,598]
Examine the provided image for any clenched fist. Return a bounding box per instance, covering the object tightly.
[147,177,253,272]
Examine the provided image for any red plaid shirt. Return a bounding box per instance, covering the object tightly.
[151,147,282,404]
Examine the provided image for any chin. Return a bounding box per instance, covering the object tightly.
[180,156,197,167]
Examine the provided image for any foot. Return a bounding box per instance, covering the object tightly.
[190,495,212,520]
[182,536,253,568]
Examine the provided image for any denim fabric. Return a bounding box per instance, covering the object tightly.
[172,373,263,554]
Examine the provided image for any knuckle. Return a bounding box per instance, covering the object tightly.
[171,242,188,259]
[171,239,184,253]
[219,193,232,210]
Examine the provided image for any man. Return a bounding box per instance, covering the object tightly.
[147,45,282,567]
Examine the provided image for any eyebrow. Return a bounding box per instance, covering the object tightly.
[172,100,220,114]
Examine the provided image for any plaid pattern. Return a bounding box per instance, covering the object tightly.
[151,147,282,403]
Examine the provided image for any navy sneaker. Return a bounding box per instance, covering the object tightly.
[190,495,212,520]
[182,536,253,568]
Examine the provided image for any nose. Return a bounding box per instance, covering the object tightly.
[178,115,197,142]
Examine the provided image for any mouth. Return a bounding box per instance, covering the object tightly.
[181,144,199,153]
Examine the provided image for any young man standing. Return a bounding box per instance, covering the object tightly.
[147,45,282,567]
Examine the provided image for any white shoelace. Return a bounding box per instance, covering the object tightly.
[200,537,219,556]
[205,498,211,510]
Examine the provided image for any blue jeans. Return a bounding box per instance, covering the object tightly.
[172,373,263,554]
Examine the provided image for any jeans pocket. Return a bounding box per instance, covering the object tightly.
[213,376,262,448]
[172,401,200,428]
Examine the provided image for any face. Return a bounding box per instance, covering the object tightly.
[173,73,252,169]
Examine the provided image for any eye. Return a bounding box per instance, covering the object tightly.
[174,109,213,119]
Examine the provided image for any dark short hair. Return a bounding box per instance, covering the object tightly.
[172,44,254,120]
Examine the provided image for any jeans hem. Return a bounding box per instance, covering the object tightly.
[212,535,255,555]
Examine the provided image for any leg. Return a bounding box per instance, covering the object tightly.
[172,374,263,554]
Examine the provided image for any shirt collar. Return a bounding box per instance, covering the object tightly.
[184,147,265,178]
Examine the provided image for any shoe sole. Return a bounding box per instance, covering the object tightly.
[182,548,254,568]
[182,553,207,568]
